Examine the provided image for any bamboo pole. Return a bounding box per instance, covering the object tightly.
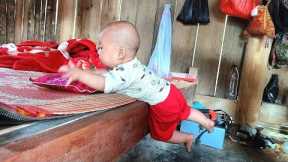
[191,23,200,67]
[213,15,228,96]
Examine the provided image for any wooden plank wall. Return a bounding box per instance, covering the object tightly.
[13,0,57,42]
[0,0,16,44]
[0,0,248,99]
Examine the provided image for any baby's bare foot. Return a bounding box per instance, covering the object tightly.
[185,135,193,152]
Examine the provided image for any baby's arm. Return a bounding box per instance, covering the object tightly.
[59,65,105,91]
[91,68,108,75]
[75,70,105,91]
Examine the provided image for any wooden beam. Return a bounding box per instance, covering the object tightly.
[0,101,148,162]
[237,36,272,126]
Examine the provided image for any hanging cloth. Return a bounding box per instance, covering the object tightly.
[177,0,210,25]
[148,4,172,78]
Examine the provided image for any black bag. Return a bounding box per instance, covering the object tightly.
[269,0,288,33]
[262,74,279,103]
[177,0,210,25]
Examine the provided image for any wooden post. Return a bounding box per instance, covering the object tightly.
[237,36,272,126]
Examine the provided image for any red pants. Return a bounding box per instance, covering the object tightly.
[149,84,191,141]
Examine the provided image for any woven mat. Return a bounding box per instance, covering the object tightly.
[0,68,136,117]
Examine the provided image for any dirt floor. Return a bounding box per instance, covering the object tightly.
[118,135,288,162]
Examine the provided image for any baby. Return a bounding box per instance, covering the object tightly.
[59,21,214,152]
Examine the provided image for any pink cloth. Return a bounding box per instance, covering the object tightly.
[30,73,97,94]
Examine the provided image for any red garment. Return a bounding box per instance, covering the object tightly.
[148,84,191,141]
[0,40,64,72]
[17,40,58,49]
[0,51,67,73]
[66,39,107,69]
[66,39,95,54]
[0,39,106,72]
[0,47,8,54]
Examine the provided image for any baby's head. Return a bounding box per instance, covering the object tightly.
[97,21,140,68]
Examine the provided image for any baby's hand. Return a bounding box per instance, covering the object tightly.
[62,68,83,85]
[58,61,82,85]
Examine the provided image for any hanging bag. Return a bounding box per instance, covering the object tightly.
[219,0,260,19]
[246,2,275,38]
[177,0,210,25]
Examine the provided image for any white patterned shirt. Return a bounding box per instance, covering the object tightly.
[103,58,171,105]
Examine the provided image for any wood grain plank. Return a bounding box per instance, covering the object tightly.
[26,0,36,40]
[135,0,158,64]
[32,0,43,40]
[15,0,24,43]
[100,0,121,30]
[21,0,32,41]
[171,0,198,72]
[38,0,47,40]
[44,0,57,40]
[0,102,148,162]
[0,0,7,43]
[194,0,226,96]
[6,0,16,43]
[120,0,138,24]
[217,17,247,97]
[57,0,78,42]
[78,0,103,41]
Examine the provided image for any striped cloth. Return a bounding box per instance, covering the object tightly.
[0,68,136,118]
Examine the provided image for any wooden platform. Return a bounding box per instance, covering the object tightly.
[0,101,148,162]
